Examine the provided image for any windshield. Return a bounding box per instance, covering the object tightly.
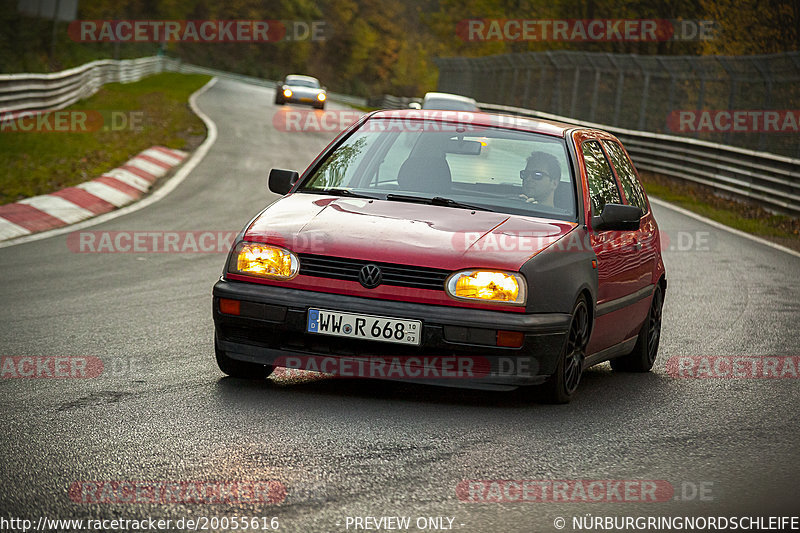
[299,118,576,220]
[285,77,319,88]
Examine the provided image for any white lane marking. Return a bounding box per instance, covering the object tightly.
[102,168,151,192]
[0,218,31,240]
[77,181,136,207]
[17,195,94,224]
[141,148,184,166]
[649,196,800,259]
[125,157,164,177]
[0,77,219,249]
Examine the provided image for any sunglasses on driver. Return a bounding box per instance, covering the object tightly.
[520,170,553,180]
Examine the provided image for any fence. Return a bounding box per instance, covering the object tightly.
[0,57,171,114]
[435,51,800,159]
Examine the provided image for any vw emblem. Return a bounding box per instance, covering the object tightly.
[358,264,382,289]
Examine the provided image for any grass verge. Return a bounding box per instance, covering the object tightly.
[640,171,800,252]
[0,72,211,205]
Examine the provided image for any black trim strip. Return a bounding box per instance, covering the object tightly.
[596,284,654,317]
[583,336,638,368]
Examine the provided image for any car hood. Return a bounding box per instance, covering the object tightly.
[285,86,324,97]
[244,193,576,271]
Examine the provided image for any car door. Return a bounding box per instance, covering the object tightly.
[576,134,652,355]
[601,138,658,282]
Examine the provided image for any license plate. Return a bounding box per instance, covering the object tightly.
[307,309,421,346]
[299,97,313,103]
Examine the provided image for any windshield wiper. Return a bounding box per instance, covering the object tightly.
[385,193,493,212]
[301,188,378,200]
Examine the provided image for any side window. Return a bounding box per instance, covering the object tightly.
[602,140,648,212]
[582,140,621,216]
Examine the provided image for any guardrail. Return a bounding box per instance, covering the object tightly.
[3,57,796,216]
[366,94,420,109]
[479,103,800,217]
[0,57,170,114]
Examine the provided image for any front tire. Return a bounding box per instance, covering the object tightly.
[611,285,663,372]
[215,335,274,379]
[537,296,590,404]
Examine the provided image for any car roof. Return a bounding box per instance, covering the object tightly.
[285,75,319,83]
[368,109,577,137]
[423,92,477,104]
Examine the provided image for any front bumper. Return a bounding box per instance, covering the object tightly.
[279,95,324,106]
[212,279,570,390]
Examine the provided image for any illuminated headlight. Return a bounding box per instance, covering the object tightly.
[283,88,292,98]
[228,242,299,280]
[317,93,326,101]
[445,270,526,306]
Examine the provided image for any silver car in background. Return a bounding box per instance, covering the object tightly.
[416,91,479,111]
[275,74,327,109]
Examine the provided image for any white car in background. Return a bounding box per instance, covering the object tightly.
[275,75,327,110]
[412,92,480,111]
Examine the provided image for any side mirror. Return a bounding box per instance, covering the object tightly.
[269,169,299,195]
[592,203,642,232]
[408,102,422,110]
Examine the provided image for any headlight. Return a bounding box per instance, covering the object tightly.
[228,242,299,280]
[283,88,292,97]
[445,270,526,306]
[317,93,326,101]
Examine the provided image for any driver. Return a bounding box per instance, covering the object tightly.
[519,151,561,207]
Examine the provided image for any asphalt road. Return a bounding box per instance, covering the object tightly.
[1,78,799,533]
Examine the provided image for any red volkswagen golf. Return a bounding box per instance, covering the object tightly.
[212,110,666,403]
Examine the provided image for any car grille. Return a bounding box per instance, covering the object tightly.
[297,253,450,291]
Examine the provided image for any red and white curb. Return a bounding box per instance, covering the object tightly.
[0,146,186,242]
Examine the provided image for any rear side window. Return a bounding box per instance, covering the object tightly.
[602,140,648,212]
[582,141,621,216]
